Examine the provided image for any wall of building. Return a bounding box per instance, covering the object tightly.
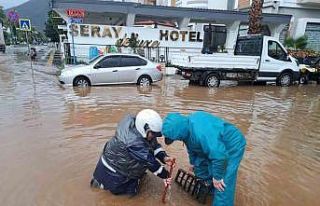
[238,0,250,9]
[279,7,320,20]
[278,7,320,51]
[185,0,208,8]
[208,1,228,9]
[169,0,176,7]
[110,0,166,5]
[175,0,182,7]
[174,0,236,9]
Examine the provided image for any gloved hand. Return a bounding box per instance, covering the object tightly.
[212,178,226,192]
[163,177,172,187]
[164,156,176,167]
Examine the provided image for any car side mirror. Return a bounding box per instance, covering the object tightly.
[94,63,101,69]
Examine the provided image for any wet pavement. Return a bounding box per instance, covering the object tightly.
[0,48,319,206]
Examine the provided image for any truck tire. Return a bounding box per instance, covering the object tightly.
[277,72,293,87]
[205,73,220,87]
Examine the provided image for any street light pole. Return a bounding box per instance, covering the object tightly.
[25,31,33,69]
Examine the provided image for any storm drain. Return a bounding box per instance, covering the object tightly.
[175,169,212,204]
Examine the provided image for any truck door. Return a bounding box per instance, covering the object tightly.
[259,38,290,81]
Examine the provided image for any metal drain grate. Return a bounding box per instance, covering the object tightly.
[175,169,212,204]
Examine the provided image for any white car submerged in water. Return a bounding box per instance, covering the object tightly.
[59,54,163,87]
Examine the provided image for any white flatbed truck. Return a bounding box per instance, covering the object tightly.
[171,35,300,87]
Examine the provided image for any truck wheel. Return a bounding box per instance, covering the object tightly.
[277,72,292,87]
[205,73,220,87]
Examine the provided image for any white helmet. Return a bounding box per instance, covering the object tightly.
[135,109,163,138]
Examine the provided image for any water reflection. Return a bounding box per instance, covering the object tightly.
[0,55,319,206]
[73,87,92,97]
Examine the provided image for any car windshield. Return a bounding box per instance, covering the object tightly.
[88,55,102,64]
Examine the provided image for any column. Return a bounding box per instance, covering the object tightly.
[126,13,136,26]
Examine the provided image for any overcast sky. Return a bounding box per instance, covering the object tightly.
[0,0,29,9]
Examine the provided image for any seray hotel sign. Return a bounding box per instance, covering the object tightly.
[68,24,204,48]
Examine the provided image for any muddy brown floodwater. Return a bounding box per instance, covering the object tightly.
[0,53,319,206]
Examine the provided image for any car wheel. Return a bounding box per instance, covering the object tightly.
[137,75,152,86]
[205,73,220,87]
[299,75,308,85]
[73,76,91,87]
[277,72,292,87]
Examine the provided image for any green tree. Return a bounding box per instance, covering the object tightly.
[128,33,139,53]
[284,36,308,50]
[44,10,63,42]
[248,0,264,34]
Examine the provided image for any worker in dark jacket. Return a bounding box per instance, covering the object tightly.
[162,111,246,206]
[91,109,174,196]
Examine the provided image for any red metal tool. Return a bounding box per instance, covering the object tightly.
[161,158,176,204]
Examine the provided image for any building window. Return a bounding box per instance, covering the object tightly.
[305,23,320,52]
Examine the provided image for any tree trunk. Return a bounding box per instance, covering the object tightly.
[248,0,264,34]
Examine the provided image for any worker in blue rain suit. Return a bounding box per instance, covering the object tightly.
[162,111,246,206]
[91,109,174,195]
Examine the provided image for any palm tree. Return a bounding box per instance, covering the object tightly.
[284,36,308,51]
[248,0,264,34]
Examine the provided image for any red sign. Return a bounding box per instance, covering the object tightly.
[66,9,85,18]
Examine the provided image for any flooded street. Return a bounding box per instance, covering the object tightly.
[0,50,319,206]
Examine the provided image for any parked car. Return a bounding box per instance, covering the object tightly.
[59,54,163,87]
[299,57,320,84]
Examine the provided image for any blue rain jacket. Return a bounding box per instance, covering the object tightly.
[162,111,246,206]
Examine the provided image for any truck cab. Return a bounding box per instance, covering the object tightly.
[235,35,300,86]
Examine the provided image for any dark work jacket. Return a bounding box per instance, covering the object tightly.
[103,115,168,179]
